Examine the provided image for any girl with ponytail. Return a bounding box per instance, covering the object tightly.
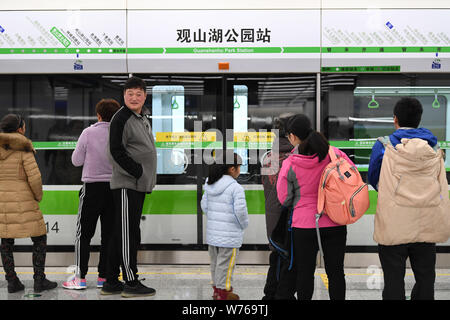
[206,152,242,185]
[277,114,354,300]
[286,114,329,161]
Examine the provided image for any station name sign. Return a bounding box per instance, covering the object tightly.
[176,28,271,44]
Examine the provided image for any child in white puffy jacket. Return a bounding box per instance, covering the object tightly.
[201,152,248,300]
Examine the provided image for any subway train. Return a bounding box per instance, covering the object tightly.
[0,0,449,266]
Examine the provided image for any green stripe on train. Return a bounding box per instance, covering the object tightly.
[39,190,450,216]
[39,189,265,215]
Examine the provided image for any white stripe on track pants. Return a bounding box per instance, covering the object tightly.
[106,188,146,284]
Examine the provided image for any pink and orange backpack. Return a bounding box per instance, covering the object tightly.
[315,147,370,255]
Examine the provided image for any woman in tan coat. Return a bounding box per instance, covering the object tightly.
[0,114,57,293]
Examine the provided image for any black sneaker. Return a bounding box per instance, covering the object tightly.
[34,278,57,293]
[100,281,124,295]
[7,278,25,293]
[121,280,156,298]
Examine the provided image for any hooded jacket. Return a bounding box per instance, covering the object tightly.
[368,128,438,191]
[261,136,293,244]
[201,175,249,248]
[370,129,450,245]
[277,146,354,229]
[0,132,46,238]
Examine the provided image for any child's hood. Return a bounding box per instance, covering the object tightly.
[204,175,237,195]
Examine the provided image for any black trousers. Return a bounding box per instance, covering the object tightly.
[263,250,297,300]
[1,235,47,281]
[292,226,347,300]
[75,182,114,279]
[106,188,146,284]
[378,242,436,300]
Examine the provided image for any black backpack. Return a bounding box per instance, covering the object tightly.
[269,206,294,270]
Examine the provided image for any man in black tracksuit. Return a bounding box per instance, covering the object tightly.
[101,76,157,298]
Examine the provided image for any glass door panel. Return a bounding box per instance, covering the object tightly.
[228,75,317,244]
[152,85,186,174]
[233,85,249,174]
[138,75,224,245]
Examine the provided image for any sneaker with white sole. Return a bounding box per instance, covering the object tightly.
[97,277,106,288]
[62,277,87,290]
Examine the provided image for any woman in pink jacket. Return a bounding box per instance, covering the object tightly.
[277,114,353,300]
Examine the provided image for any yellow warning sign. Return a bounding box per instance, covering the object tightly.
[156,132,216,142]
[155,132,218,148]
[234,132,275,142]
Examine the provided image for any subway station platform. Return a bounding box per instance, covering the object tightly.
[0,265,449,301]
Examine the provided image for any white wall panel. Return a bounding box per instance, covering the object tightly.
[0,0,126,10]
[127,0,321,10]
[322,0,450,9]
[0,10,127,73]
[321,9,450,73]
[0,3,450,73]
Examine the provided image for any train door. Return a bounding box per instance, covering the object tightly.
[138,74,317,247]
[136,75,225,246]
[225,75,317,245]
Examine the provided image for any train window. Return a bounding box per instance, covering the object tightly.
[233,85,249,174]
[0,74,124,185]
[322,74,450,173]
[229,75,317,185]
[152,85,186,174]
[141,75,223,186]
[353,86,449,169]
[322,74,450,248]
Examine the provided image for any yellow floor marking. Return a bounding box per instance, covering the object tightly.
[319,273,329,289]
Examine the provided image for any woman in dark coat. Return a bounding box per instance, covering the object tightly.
[261,114,296,300]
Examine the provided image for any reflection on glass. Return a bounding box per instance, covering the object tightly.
[233,85,248,174]
[232,75,317,184]
[353,86,449,167]
[152,85,186,174]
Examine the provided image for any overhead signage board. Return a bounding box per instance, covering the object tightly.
[322,9,450,72]
[2,8,449,73]
[0,10,127,73]
[127,10,321,73]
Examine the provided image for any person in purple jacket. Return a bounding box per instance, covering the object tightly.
[63,99,120,290]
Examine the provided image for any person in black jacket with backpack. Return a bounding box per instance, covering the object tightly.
[261,114,297,300]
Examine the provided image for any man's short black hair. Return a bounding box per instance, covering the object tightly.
[123,76,146,93]
[393,97,423,128]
